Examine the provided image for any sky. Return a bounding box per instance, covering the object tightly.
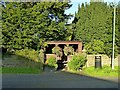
[65,0,120,23]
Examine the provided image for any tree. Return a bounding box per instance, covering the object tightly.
[116,3,120,53]
[85,39,105,54]
[73,1,119,57]
[2,2,72,51]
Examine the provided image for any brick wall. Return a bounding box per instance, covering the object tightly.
[45,54,120,67]
[66,54,119,67]
[46,54,56,60]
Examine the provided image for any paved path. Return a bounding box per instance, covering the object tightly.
[2,71,118,88]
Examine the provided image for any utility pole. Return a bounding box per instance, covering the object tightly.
[112,0,116,70]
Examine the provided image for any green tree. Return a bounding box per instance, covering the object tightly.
[85,39,105,54]
[116,3,120,53]
[2,2,72,51]
[73,1,119,57]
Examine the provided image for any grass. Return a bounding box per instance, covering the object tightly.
[2,54,43,74]
[1,67,42,74]
[82,66,119,77]
[65,66,119,77]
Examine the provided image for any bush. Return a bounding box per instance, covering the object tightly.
[38,49,45,63]
[46,56,58,69]
[68,54,87,71]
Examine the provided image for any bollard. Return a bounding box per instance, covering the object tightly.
[95,55,102,68]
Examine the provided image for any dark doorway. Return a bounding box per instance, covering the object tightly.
[69,44,78,52]
[46,44,55,54]
[57,60,65,70]
[56,44,66,70]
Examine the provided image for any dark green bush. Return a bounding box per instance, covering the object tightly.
[68,54,87,71]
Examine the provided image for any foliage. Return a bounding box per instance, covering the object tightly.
[38,49,45,63]
[68,54,87,71]
[104,43,118,58]
[85,40,105,54]
[2,2,72,51]
[73,1,119,57]
[52,46,62,57]
[117,4,120,53]
[63,45,74,56]
[46,56,58,69]
[15,48,39,62]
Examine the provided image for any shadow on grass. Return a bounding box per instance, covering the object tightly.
[2,53,58,74]
[54,70,119,89]
[61,70,118,83]
[2,54,43,74]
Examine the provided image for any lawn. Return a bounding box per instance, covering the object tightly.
[2,67,42,74]
[82,66,119,77]
[66,66,119,77]
[2,54,43,74]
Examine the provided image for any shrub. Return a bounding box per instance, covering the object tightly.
[68,54,87,71]
[38,49,44,63]
[46,56,58,69]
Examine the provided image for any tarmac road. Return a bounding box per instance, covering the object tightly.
[2,71,119,88]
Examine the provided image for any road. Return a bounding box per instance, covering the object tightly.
[2,71,119,89]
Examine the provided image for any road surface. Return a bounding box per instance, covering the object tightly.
[2,71,119,88]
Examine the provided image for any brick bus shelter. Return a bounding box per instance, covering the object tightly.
[45,41,82,69]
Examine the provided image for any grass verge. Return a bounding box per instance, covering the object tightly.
[2,67,42,74]
[2,54,43,74]
[83,66,119,77]
[66,66,119,77]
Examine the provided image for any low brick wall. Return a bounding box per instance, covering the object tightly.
[46,54,56,60]
[46,54,62,61]
[45,54,120,67]
[86,54,119,67]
